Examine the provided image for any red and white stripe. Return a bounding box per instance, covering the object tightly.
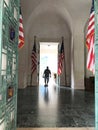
[86,35,95,73]
[58,43,64,75]
[18,12,24,48]
[58,54,64,75]
[31,42,37,74]
[86,5,95,73]
[31,51,37,74]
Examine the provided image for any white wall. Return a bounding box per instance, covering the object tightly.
[18,0,92,89]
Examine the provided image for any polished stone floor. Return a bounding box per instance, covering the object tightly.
[17,128,94,130]
[17,82,95,127]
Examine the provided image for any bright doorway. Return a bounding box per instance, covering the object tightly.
[39,42,59,86]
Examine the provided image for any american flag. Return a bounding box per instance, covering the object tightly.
[58,39,64,75]
[18,7,24,48]
[86,0,95,73]
[31,37,37,74]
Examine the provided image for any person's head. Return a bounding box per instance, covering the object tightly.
[47,66,49,69]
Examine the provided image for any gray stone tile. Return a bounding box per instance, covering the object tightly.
[17,86,95,127]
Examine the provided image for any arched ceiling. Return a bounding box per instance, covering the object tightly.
[20,0,91,42]
[20,0,91,21]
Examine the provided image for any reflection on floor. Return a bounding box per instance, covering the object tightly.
[17,83,95,127]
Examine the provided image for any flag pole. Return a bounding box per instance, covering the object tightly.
[62,37,67,86]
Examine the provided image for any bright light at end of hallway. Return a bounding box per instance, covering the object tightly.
[39,42,59,86]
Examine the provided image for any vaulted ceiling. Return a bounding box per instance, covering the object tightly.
[20,0,91,42]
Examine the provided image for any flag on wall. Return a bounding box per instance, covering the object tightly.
[86,0,95,73]
[31,37,37,74]
[58,38,64,75]
[18,7,24,48]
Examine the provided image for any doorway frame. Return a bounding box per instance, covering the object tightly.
[39,41,59,86]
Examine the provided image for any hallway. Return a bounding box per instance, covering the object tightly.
[17,83,94,127]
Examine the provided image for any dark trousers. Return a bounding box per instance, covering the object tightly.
[44,77,49,84]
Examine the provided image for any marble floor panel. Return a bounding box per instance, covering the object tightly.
[17,128,95,130]
[17,84,95,127]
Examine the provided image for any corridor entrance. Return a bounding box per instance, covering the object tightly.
[39,42,59,86]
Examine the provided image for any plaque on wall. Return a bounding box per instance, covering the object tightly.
[7,86,14,100]
[9,26,15,41]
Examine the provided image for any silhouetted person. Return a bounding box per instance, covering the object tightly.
[43,66,51,86]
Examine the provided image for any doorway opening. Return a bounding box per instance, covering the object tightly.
[39,42,59,86]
